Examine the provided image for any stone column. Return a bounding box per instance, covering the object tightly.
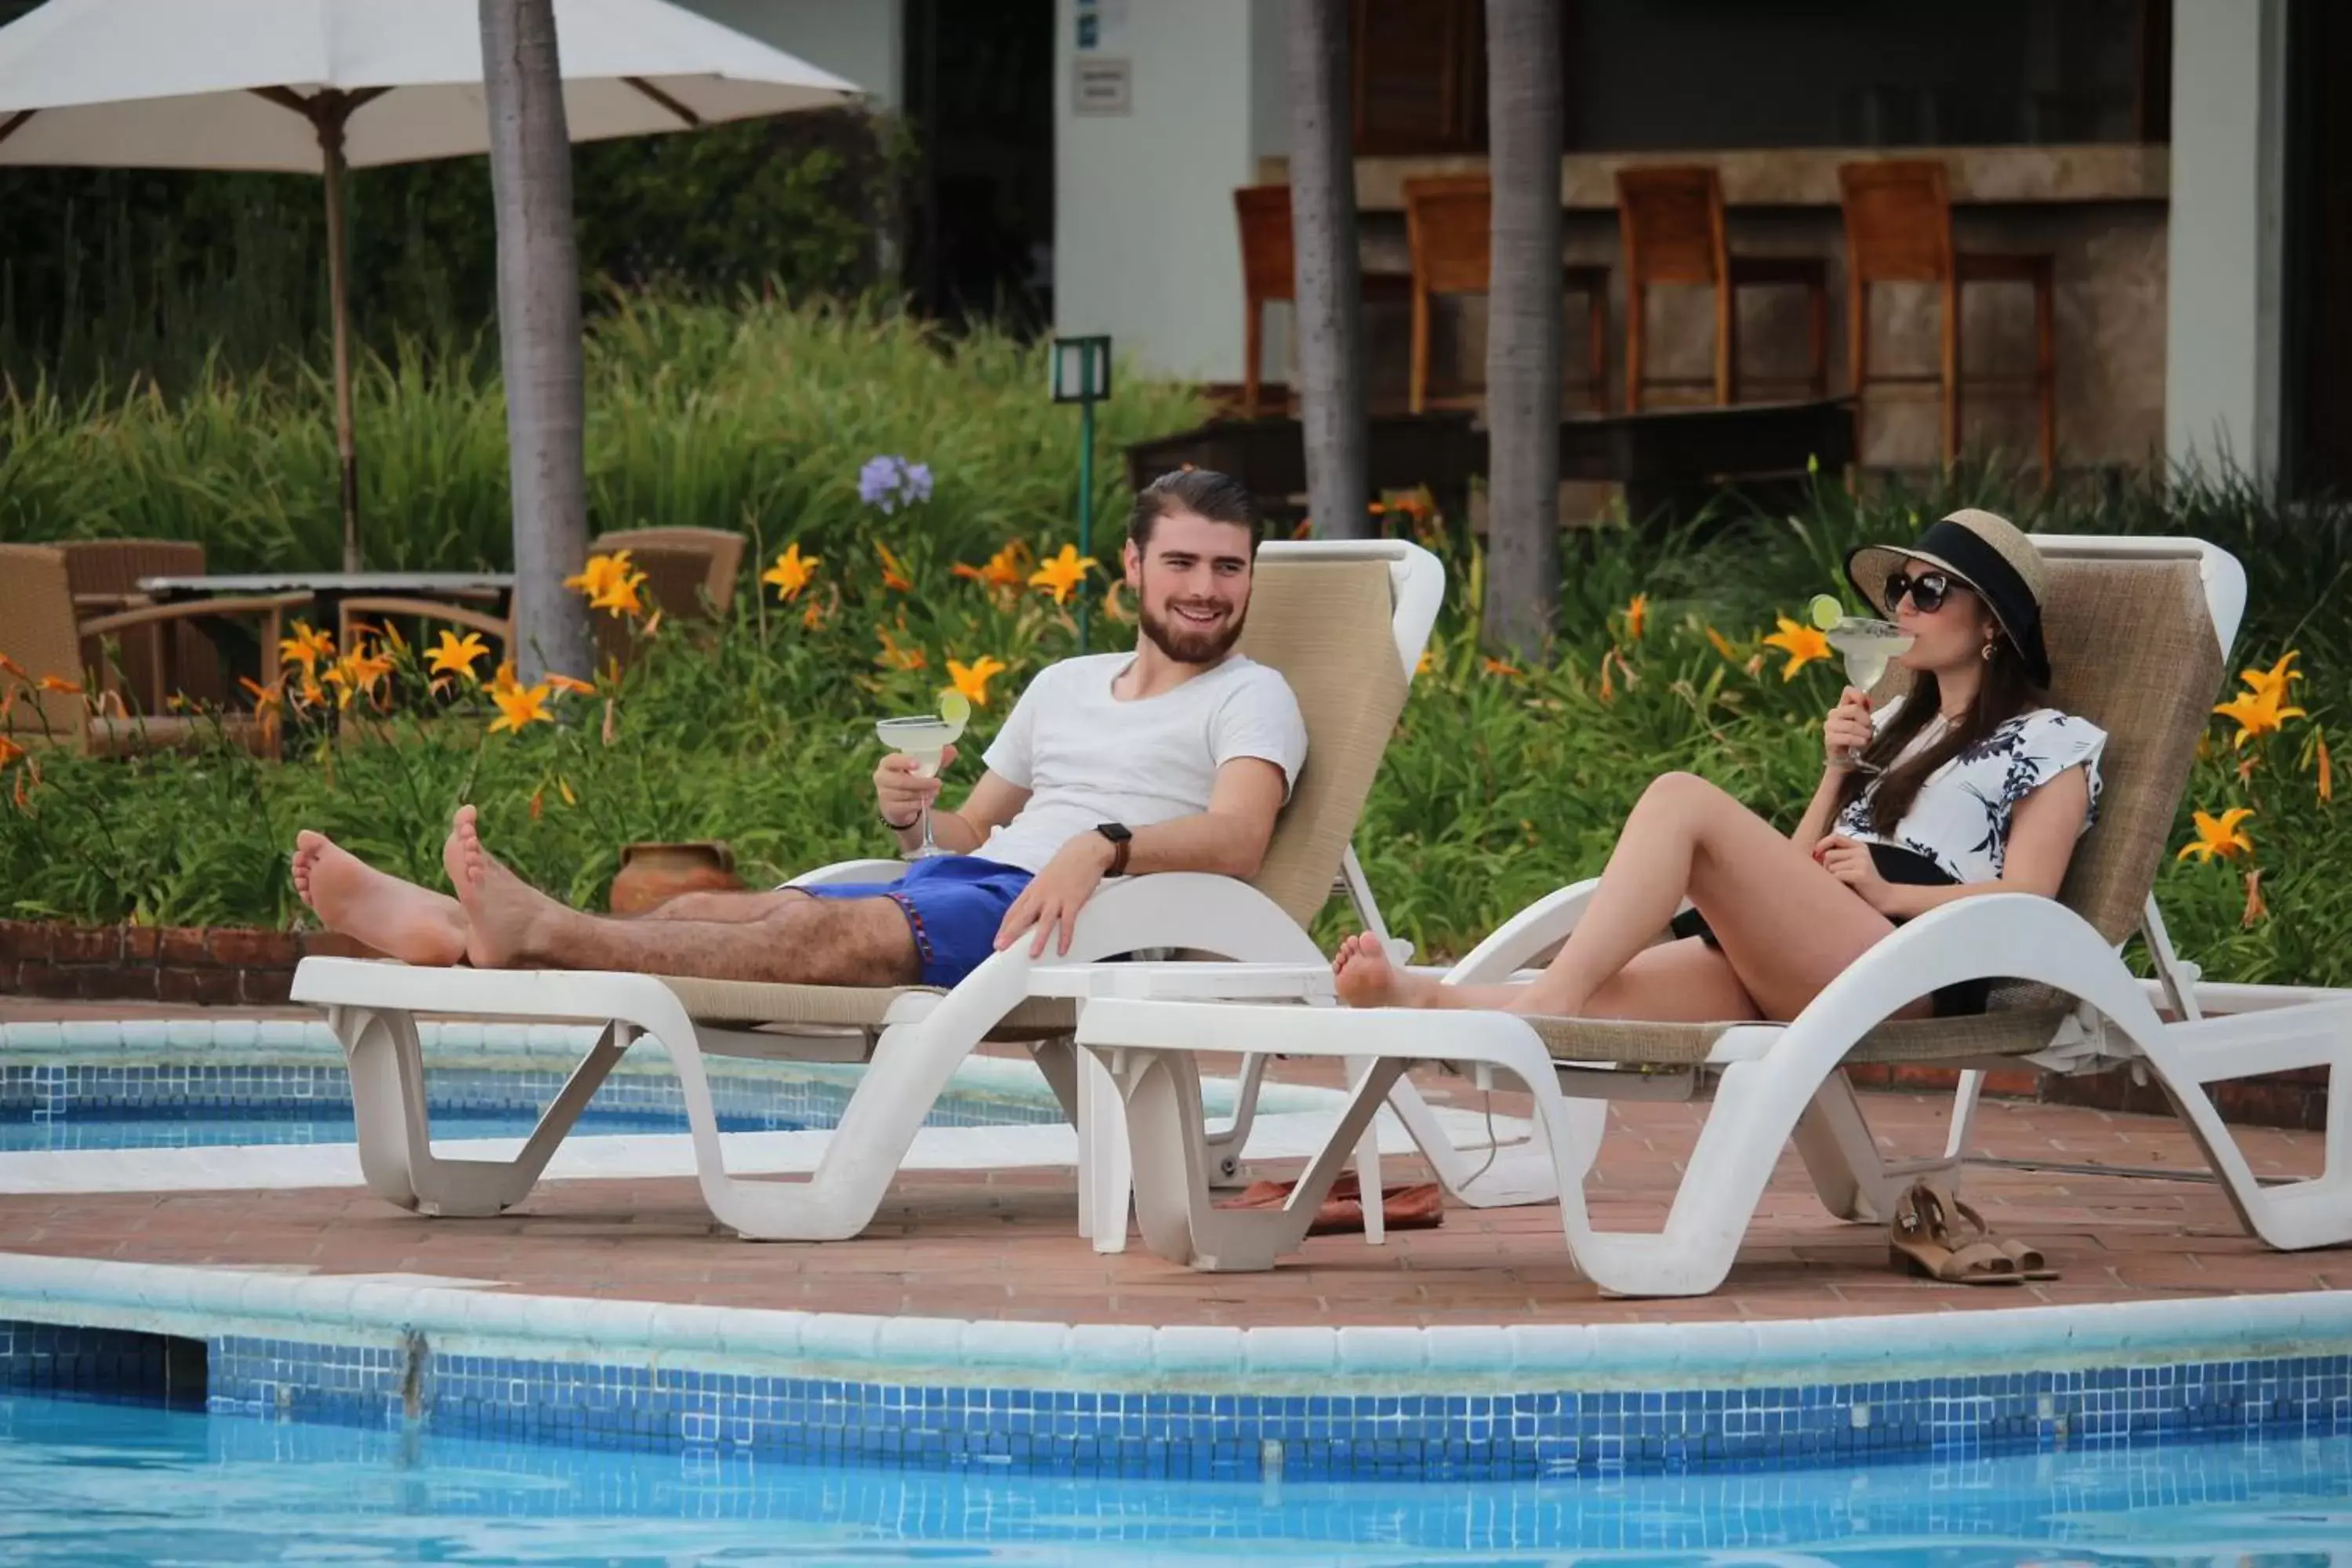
[2165,0,2292,481]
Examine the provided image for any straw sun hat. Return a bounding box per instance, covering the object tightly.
[1845,508,2053,687]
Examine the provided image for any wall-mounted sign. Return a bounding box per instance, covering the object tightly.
[1073,56,1131,116]
[1075,0,1128,53]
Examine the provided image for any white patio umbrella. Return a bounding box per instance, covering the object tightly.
[0,0,859,568]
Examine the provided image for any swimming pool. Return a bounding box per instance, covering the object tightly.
[3,1391,2347,1565]
[0,1062,1064,1152]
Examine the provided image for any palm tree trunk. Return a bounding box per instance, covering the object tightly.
[1287,0,1371,540]
[481,0,591,683]
[1480,0,1563,655]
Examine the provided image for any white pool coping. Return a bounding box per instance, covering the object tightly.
[5,1248,2351,1396]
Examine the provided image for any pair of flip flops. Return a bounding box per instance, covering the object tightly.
[1216,1171,1446,1236]
[1888,1179,2056,1285]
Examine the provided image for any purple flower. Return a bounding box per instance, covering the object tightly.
[857,454,932,514]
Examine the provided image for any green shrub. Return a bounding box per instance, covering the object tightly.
[0,297,2343,990]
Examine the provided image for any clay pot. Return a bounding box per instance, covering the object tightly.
[609,840,744,916]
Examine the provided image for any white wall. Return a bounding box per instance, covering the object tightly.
[2165,0,2288,479]
[1053,0,1288,382]
[677,0,902,107]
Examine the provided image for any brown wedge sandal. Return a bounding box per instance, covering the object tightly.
[1889,1181,2024,1286]
[1921,1185,2060,1282]
[1994,1236,2060,1282]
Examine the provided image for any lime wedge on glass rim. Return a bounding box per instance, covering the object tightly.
[936,688,972,729]
[1806,593,1846,631]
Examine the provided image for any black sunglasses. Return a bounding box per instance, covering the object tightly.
[1883,569,1955,615]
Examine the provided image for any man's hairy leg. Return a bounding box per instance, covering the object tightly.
[634,888,807,923]
[448,806,919,982]
[538,897,920,983]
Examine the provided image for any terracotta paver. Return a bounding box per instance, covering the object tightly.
[0,1054,2334,1324]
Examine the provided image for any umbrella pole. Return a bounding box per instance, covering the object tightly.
[319,107,361,572]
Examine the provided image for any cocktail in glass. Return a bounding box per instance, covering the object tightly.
[1822,618,1914,774]
[876,710,967,858]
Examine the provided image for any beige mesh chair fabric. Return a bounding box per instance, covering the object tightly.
[1529,987,2082,1067]
[1523,553,2223,1069]
[656,974,1076,1037]
[1232,556,1412,926]
[2038,556,2223,944]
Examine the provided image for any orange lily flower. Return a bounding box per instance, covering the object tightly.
[953,540,1033,593]
[426,630,490,679]
[2176,807,2255,863]
[1028,543,1096,606]
[278,621,334,674]
[488,680,555,734]
[564,550,634,601]
[762,543,822,603]
[875,541,913,593]
[947,656,1008,707]
[2213,684,2306,749]
[1761,617,1832,681]
[34,674,82,695]
[1623,593,1649,643]
[546,673,597,696]
[876,626,927,672]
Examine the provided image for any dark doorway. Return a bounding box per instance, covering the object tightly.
[2285,0,2352,497]
[902,0,1055,333]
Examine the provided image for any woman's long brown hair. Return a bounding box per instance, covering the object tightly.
[1835,626,2045,835]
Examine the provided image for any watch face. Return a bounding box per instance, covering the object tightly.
[1096,823,1131,842]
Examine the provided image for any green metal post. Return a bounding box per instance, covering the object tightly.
[1077,394,1095,652]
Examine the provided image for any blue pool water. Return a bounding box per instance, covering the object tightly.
[0,1064,1062,1152]
[2,1393,2349,1566]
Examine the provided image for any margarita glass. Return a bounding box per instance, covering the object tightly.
[877,691,971,859]
[1809,594,1913,775]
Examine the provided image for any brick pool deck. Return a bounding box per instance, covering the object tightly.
[0,1000,2340,1327]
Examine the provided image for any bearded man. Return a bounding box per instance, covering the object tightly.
[288,468,1307,986]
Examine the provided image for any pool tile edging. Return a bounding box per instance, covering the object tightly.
[3,1248,2348,1385]
[7,1252,2349,1478]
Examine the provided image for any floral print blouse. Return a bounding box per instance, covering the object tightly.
[1834,702,2108,883]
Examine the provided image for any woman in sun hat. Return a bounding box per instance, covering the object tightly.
[1332,508,2107,1024]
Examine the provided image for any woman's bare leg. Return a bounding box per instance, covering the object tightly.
[1580,938,1764,1022]
[1336,772,1896,1021]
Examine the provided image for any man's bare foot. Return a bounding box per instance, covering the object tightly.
[1331,932,1439,1009]
[291,830,469,967]
[444,804,574,969]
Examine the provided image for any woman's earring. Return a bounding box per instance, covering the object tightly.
[1981,640,1998,663]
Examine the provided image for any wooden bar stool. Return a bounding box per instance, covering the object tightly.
[1401,173,1609,416]
[1838,159,2057,481]
[1614,165,1828,412]
[1234,185,1412,419]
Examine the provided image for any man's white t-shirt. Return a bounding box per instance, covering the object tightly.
[974,652,1308,874]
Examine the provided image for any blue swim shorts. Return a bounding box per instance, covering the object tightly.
[798,855,1034,988]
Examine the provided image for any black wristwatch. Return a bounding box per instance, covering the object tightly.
[1094,822,1133,877]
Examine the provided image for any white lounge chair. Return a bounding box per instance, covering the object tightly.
[291,539,1523,1242]
[1073,534,2352,1294]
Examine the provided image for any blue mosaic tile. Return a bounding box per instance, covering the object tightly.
[12,1315,2349,1481]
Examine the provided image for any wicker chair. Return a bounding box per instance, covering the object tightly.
[56,539,227,714]
[0,543,309,757]
[589,528,748,670]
